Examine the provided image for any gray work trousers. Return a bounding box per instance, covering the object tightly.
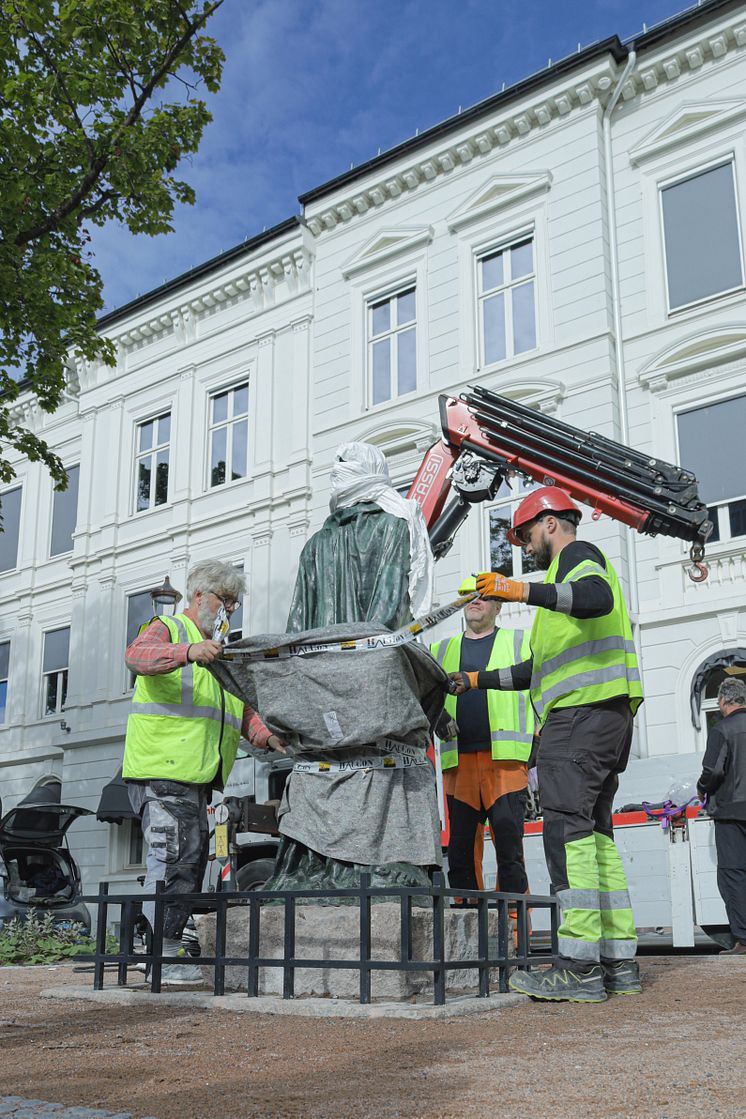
[127,780,210,940]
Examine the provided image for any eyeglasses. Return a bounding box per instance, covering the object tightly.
[210,593,240,613]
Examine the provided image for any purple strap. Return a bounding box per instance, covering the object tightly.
[641,797,699,832]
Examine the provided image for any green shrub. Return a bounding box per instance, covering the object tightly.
[0,908,114,965]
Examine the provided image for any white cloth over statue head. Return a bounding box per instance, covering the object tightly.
[329,441,434,618]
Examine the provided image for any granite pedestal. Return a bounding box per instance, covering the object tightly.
[197,902,514,1000]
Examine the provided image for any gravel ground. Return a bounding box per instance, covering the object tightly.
[0,957,744,1119]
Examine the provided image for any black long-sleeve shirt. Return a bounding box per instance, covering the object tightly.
[475,541,613,692]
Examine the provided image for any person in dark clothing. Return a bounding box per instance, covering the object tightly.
[451,486,643,1004]
[697,676,746,955]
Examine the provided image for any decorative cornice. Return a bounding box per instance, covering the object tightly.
[304,61,619,237]
[303,12,746,237]
[638,327,746,392]
[628,18,746,106]
[101,245,313,360]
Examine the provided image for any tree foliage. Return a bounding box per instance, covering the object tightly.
[0,0,224,492]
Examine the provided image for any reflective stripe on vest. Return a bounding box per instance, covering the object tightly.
[430,628,534,768]
[529,549,644,724]
[123,613,243,785]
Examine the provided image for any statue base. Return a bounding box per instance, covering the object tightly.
[197,903,515,1000]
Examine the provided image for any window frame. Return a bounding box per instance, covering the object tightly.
[133,411,171,514]
[206,379,250,490]
[0,639,9,726]
[365,278,418,409]
[474,227,538,371]
[674,389,746,548]
[41,626,70,719]
[49,463,80,558]
[0,484,23,573]
[658,154,746,316]
[482,479,544,581]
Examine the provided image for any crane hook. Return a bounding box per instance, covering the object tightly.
[686,542,709,583]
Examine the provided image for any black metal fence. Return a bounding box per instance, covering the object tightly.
[80,874,558,1007]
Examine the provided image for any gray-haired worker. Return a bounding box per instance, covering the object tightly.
[697,676,746,955]
[123,559,283,983]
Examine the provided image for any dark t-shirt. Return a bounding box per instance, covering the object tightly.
[456,631,497,753]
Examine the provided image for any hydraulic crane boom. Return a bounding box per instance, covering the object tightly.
[407,385,712,581]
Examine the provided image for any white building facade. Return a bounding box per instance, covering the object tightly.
[1,0,745,895]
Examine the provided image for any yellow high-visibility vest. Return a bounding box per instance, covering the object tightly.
[431,628,533,768]
[123,613,243,786]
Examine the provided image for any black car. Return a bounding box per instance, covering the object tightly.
[0,792,92,933]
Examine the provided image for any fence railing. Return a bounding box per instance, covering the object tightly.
[79,874,559,1007]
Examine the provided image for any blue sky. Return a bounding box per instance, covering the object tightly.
[94,0,697,313]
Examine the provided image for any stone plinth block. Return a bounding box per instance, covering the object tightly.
[197,903,514,1000]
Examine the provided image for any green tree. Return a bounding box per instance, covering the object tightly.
[0,0,224,495]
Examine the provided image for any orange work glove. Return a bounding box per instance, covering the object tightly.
[475,572,529,602]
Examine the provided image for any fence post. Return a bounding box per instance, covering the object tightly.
[214,890,227,997]
[117,898,135,988]
[550,897,559,957]
[359,872,372,1005]
[247,894,260,998]
[497,897,509,994]
[93,881,109,992]
[150,880,165,994]
[431,871,446,1007]
[516,895,530,967]
[477,893,490,998]
[283,894,296,1000]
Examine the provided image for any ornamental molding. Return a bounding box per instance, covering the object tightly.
[341,226,434,278]
[304,13,746,237]
[630,20,746,107]
[638,326,746,392]
[100,244,313,360]
[481,377,566,415]
[629,99,746,164]
[447,172,552,232]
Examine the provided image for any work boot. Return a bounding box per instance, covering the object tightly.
[720,941,746,956]
[602,959,642,995]
[509,963,607,1003]
[155,937,205,985]
[159,960,205,985]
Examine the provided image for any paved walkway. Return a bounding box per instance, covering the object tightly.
[0,1100,158,1119]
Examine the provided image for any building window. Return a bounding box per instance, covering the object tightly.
[0,641,9,724]
[486,480,541,579]
[135,413,170,512]
[42,627,70,717]
[477,236,536,367]
[368,286,416,406]
[0,487,22,573]
[677,393,746,544]
[661,161,744,311]
[126,818,145,867]
[126,591,157,688]
[50,465,80,557]
[209,382,249,487]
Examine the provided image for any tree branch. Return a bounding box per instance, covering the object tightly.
[13,0,224,247]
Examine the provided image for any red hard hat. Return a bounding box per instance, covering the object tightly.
[508,487,582,546]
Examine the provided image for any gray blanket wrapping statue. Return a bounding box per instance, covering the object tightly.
[211,442,444,897]
[209,624,447,893]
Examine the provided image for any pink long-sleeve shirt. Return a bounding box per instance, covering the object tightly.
[125,618,272,749]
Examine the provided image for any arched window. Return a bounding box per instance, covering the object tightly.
[690,649,746,748]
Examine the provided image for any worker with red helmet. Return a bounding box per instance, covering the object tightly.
[450,485,643,1003]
